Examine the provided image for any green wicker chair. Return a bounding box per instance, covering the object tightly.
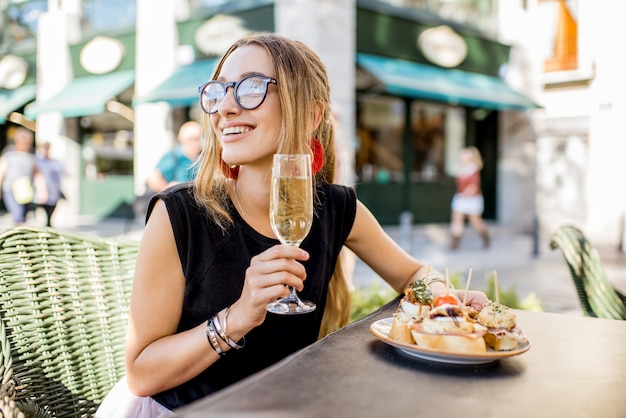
[0,226,140,417]
[0,316,25,418]
[549,224,626,320]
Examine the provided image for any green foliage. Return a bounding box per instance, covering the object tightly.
[484,275,520,308]
[349,281,397,323]
[447,272,462,289]
[484,274,543,312]
[519,292,544,312]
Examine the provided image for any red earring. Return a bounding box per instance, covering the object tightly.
[220,151,239,179]
[311,138,324,175]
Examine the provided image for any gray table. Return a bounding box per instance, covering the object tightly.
[176,298,626,418]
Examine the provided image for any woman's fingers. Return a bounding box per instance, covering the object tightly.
[461,290,488,310]
[239,245,310,315]
[248,252,308,290]
[253,244,309,263]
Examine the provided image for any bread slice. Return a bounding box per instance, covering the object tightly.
[484,327,527,351]
[389,312,414,344]
[409,321,487,353]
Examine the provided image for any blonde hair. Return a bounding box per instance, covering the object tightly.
[192,33,349,338]
[463,146,483,170]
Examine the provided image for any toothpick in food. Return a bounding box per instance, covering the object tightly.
[493,271,500,305]
[463,268,473,306]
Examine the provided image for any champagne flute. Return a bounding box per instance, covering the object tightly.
[266,154,316,315]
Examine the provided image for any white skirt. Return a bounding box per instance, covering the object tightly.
[94,376,175,418]
[451,193,484,215]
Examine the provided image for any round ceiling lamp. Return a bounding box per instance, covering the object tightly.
[80,36,125,75]
[0,55,29,89]
[195,14,249,56]
[417,25,468,68]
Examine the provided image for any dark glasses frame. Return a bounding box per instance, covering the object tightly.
[198,75,278,114]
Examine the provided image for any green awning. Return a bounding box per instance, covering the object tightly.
[0,84,37,123]
[357,53,539,111]
[24,70,135,119]
[136,59,218,108]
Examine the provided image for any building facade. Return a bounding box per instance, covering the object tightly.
[499,0,626,244]
[1,0,543,235]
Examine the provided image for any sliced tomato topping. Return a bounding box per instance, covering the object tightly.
[434,294,458,307]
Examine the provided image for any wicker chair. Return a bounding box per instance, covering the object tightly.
[1,316,26,418]
[549,225,626,320]
[0,226,140,417]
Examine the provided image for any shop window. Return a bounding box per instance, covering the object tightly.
[81,0,136,36]
[539,0,592,85]
[200,0,234,7]
[1,0,136,50]
[540,0,578,73]
[411,102,465,182]
[380,0,498,36]
[356,97,466,184]
[81,114,134,179]
[356,97,405,184]
[185,0,235,14]
[0,0,47,50]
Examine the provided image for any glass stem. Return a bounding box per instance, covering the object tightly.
[287,286,299,301]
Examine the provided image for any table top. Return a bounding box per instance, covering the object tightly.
[176,298,626,418]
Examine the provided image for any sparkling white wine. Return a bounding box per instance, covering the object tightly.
[266,154,316,315]
[270,176,313,247]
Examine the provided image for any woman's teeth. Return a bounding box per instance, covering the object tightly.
[223,126,251,135]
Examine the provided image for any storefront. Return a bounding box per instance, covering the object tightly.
[4,0,536,224]
[0,50,37,137]
[135,4,274,108]
[354,4,537,224]
[139,2,536,226]
[24,32,137,219]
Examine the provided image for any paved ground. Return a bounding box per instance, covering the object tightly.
[4,211,626,317]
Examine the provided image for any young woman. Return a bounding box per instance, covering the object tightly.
[450,146,491,249]
[0,127,40,226]
[35,142,65,227]
[97,33,487,417]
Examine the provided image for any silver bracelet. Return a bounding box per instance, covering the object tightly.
[425,276,455,290]
[206,318,225,357]
[223,307,245,349]
[212,309,245,350]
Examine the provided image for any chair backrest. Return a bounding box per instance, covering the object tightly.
[549,225,626,320]
[0,226,139,417]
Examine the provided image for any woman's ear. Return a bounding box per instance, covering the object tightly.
[310,101,324,132]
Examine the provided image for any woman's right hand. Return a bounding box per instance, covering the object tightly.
[232,244,310,328]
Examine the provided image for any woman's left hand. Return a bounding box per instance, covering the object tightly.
[453,289,488,311]
[431,288,488,311]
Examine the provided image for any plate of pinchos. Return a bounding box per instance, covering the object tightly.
[370,278,531,365]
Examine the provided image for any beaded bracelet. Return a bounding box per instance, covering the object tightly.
[206,317,225,357]
[214,307,245,350]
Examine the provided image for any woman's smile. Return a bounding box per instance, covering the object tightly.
[223,126,252,135]
[220,121,256,145]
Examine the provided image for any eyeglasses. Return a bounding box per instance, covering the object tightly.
[198,75,278,114]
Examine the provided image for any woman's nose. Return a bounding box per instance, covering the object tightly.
[216,86,240,115]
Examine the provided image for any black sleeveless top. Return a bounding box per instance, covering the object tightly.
[146,182,357,410]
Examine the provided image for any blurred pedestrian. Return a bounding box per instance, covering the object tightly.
[450,146,490,249]
[0,127,41,226]
[146,120,203,193]
[135,121,203,220]
[35,142,64,227]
